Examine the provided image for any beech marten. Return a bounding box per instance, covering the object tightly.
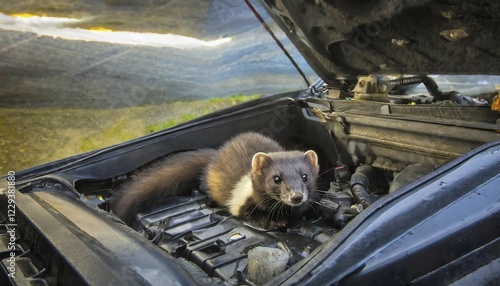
[112,132,319,229]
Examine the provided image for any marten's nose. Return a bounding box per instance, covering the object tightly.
[291,193,303,204]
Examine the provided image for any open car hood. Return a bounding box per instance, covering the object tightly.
[258,0,500,82]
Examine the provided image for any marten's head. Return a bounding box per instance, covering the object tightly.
[250,150,319,207]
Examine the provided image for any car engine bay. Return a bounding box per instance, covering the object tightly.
[1,73,499,285]
[74,74,499,284]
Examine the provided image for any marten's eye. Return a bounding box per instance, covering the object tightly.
[273,175,282,185]
[302,174,308,182]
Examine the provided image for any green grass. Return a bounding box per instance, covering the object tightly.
[147,94,261,133]
[0,94,261,173]
[147,113,199,133]
[206,94,260,104]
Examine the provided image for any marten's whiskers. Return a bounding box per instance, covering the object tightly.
[318,167,337,177]
[312,200,338,211]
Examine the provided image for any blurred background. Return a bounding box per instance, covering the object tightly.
[0,0,317,173]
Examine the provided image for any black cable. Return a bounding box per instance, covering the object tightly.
[391,75,476,106]
[243,0,310,87]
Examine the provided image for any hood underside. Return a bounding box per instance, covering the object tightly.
[259,0,500,82]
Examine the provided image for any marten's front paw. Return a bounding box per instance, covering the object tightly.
[268,219,288,230]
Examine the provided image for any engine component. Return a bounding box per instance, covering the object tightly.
[130,191,336,283]
[493,86,500,111]
[247,246,289,285]
[350,165,379,208]
[350,74,482,106]
[390,75,479,106]
[352,74,391,102]
[316,185,359,227]
[333,164,350,183]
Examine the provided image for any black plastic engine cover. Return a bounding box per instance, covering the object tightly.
[133,193,336,282]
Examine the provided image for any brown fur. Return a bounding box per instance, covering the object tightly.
[112,132,319,228]
[205,132,283,204]
[112,149,217,224]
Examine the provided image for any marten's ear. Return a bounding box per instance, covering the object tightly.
[252,152,272,173]
[304,150,318,167]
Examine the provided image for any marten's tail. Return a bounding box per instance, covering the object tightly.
[112,149,217,225]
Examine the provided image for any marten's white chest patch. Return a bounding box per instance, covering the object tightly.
[228,174,253,216]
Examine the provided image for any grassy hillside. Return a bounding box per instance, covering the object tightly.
[0,94,259,174]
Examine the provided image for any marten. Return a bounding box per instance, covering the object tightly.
[112,132,319,229]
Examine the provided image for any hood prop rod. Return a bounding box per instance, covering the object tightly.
[243,0,310,87]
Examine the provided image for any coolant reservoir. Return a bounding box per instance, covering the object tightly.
[492,95,500,111]
[493,85,500,111]
[247,246,289,285]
